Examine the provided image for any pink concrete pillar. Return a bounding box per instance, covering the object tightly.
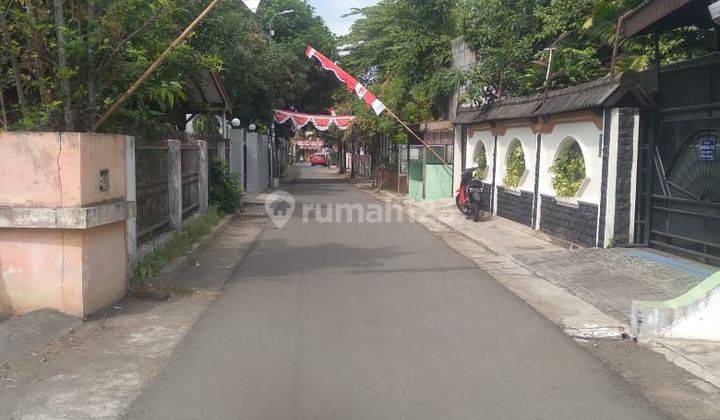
[0,132,132,318]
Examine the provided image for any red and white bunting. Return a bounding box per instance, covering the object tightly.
[306,46,386,116]
[274,109,356,131]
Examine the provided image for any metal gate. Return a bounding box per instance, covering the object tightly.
[636,53,720,264]
[408,146,425,200]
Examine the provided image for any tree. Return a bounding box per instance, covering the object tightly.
[0,0,338,136]
[260,0,338,115]
[457,0,711,99]
[341,0,459,133]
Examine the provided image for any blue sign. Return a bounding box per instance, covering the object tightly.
[699,137,716,162]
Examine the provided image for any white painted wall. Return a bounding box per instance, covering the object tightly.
[539,120,603,205]
[629,113,641,243]
[246,133,270,193]
[604,109,620,247]
[466,129,494,183]
[497,127,537,193]
[453,126,463,194]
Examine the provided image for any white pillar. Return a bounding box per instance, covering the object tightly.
[218,139,227,161]
[167,139,183,230]
[125,136,138,273]
[453,125,463,194]
[198,140,209,215]
[229,129,245,190]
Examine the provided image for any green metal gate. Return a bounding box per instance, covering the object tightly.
[405,145,453,201]
[425,146,453,200]
[408,146,425,200]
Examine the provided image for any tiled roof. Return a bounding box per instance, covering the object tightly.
[454,73,641,125]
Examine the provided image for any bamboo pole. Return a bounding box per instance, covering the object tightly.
[94,0,223,130]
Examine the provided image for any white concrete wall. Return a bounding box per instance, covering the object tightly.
[229,129,245,189]
[539,121,603,205]
[453,126,463,195]
[604,109,620,247]
[466,129,495,184]
[246,133,270,193]
[497,127,537,193]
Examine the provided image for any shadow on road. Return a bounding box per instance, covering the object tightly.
[229,239,409,281]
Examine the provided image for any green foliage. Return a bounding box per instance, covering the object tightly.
[192,114,221,135]
[0,0,338,134]
[340,0,459,142]
[458,0,711,99]
[392,129,409,145]
[133,206,222,285]
[551,141,586,197]
[209,158,244,214]
[504,142,525,188]
[473,143,487,180]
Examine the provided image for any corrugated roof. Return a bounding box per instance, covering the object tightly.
[454,74,639,125]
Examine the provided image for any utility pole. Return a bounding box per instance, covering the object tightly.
[351,131,356,179]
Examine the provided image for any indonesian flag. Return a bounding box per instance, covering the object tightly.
[274,109,355,131]
[306,45,386,116]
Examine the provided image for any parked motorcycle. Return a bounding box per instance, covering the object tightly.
[456,167,485,222]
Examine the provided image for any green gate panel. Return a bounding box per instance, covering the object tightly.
[425,165,453,201]
[408,160,424,200]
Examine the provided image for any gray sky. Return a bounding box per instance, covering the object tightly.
[308,0,379,36]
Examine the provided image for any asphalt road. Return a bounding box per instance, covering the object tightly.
[124,165,668,420]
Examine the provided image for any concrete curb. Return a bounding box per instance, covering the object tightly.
[631,272,720,340]
[153,212,240,286]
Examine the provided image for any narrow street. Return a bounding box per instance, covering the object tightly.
[124,165,667,420]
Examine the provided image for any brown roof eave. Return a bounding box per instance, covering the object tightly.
[622,0,714,38]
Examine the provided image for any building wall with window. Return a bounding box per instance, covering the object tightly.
[457,103,641,247]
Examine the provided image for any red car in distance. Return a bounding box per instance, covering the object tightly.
[310,154,329,167]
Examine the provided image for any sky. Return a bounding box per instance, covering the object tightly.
[308,0,379,36]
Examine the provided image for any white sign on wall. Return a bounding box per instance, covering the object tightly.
[699,136,717,162]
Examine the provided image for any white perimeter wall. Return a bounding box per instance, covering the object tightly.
[539,120,603,205]
[246,133,270,193]
[466,128,495,184]
[496,126,537,193]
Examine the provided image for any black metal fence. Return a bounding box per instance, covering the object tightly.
[136,133,222,242]
[136,144,170,240]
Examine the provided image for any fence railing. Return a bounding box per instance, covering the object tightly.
[181,144,200,219]
[136,144,170,239]
[136,134,223,242]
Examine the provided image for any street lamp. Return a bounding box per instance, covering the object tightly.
[269,9,295,38]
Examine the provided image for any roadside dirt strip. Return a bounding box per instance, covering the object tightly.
[361,185,720,420]
[0,215,267,419]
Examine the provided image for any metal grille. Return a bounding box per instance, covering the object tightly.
[136,145,170,240]
[650,195,720,264]
[181,145,200,219]
[636,52,720,264]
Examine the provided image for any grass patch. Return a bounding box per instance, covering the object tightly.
[132,207,223,286]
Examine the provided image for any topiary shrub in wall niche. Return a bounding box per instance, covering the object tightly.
[551,141,586,198]
[504,141,525,189]
[474,142,487,180]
